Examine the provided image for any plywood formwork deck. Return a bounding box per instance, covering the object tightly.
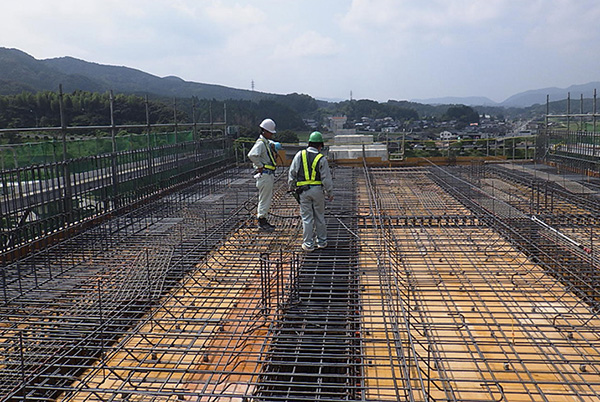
[61,207,304,401]
[3,164,600,402]
[358,167,600,401]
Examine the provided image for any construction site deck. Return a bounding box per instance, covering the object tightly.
[2,160,600,402]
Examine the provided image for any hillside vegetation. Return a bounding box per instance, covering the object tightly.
[2,46,591,139]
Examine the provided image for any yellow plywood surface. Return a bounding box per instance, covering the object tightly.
[357,170,600,401]
[56,167,600,402]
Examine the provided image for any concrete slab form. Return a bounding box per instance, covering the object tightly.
[1,161,600,402]
[329,144,389,163]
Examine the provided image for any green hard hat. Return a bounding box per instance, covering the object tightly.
[308,131,324,143]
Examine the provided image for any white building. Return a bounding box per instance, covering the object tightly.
[439,131,457,141]
[328,116,356,135]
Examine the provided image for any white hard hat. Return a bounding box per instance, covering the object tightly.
[259,118,276,134]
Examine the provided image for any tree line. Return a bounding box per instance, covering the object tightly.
[0,91,177,129]
[1,89,486,143]
[0,90,328,130]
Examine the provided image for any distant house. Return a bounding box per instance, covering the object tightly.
[328,116,355,135]
[439,131,457,141]
[303,119,318,129]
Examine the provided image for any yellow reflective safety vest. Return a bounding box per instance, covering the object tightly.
[296,150,324,186]
[261,138,277,171]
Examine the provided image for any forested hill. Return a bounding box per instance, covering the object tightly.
[0,47,274,101]
[2,47,552,127]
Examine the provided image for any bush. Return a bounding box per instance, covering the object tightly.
[274,130,298,143]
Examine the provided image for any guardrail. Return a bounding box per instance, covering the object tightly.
[1,136,234,263]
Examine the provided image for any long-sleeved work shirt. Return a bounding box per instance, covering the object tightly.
[247,135,276,171]
[288,146,333,197]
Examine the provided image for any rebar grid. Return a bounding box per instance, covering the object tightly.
[50,166,348,402]
[2,162,600,402]
[486,163,600,216]
[253,167,361,401]
[433,164,600,307]
[0,167,273,401]
[358,166,600,401]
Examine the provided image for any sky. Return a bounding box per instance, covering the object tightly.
[3,0,600,103]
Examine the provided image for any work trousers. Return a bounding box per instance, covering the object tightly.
[299,186,327,248]
[256,173,274,219]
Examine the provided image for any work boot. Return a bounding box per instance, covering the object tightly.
[301,243,315,252]
[258,217,275,232]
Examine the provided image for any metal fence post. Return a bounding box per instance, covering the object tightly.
[109,90,120,209]
[58,85,73,222]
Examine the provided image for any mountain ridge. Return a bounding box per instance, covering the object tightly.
[411,96,498,107]
[413,82,600,108]
[1,47,598,107]
[0,47,275,101]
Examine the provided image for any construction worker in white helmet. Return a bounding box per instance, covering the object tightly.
[247,118,278,231]
[288,131,333,251]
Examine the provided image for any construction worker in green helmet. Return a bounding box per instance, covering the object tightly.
[288,131,333,252]
[248,118,278,232]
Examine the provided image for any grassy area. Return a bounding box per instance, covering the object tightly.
[0,131,197,169]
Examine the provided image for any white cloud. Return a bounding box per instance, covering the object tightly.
[2,0,600,102]
[340,0,514,43]
[273,31,340,59]
[523,0,600,52]
[338,0,498,62]
[205,1,267,27]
